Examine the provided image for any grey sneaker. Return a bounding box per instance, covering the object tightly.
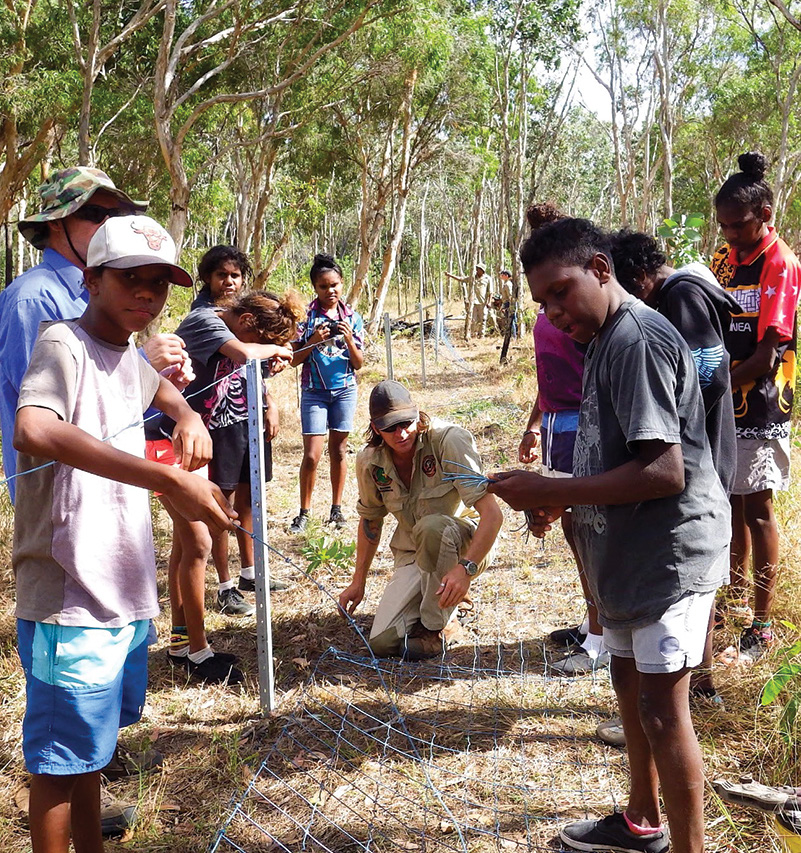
[596,717,626,746]
[560,810,669,853]
[551,648,610,675]
[100,787,138,837]
[289,513,309,534]
[217,586,255,616]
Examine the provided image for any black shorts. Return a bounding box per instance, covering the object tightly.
[209,420,273,491]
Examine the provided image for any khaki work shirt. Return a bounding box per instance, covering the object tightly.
[355,419,487,568]
[471,275,492,307]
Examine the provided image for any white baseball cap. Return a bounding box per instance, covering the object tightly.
[86,215,193,287]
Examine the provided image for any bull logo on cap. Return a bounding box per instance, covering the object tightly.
[130,220,168,250]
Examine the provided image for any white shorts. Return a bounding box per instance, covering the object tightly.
[603,590,715,674]
[732,436,790,495]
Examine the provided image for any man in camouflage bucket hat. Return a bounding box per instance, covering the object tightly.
[17,166,147,252]
[0,167,187,501]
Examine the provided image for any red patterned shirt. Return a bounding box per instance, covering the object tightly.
[711,227,801,438]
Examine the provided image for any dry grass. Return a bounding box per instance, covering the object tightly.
[0,322,799,851]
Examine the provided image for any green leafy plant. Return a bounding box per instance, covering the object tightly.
[301,535,356,575]
[761,621,801,743]
[657,213,705,266]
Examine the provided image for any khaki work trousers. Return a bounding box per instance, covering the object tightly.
[367,513,488,656]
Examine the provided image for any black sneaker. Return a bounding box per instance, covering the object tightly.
[739,626,774,663]
[101,742,163,782]
[181,654,244,685]
[238,575,291,592]
[559,811,669,853]
[289,513,309,534]
[217,586,255,616]
[328,506,346,528]
[167,648,238,666]
[549,624,586,647]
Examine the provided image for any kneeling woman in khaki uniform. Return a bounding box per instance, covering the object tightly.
[338,380,503,659]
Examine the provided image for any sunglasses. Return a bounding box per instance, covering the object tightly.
[379,419,414,433]
[73,204,135,224]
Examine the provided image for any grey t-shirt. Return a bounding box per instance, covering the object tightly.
[571,299,730,629]
[14,320,161,627]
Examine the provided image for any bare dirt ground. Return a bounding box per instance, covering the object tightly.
[0,326,799,851]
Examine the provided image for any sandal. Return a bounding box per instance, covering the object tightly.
[713,776,800,812]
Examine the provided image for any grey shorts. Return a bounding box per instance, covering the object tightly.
[603,589,715,674]
[732,436,790,495]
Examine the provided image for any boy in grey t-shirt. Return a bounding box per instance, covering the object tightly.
[490,218,729,853]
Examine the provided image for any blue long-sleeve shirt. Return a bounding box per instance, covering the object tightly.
[0,249,88,500]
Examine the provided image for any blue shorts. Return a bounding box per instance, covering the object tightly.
[541,410,579,475]
[17,619,149,775]
[301,386,358,435]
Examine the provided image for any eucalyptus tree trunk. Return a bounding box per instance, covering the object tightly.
[366,68,418,334]
[67,0,166,166]
[347,123,395,305]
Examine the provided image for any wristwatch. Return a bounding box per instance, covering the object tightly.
[459,558,479,577]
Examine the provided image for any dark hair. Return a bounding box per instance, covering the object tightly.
[714,151,774,215]
[310,253,343,286]
[364,411,431,447]
[500,269,512,277]
[229,289,306,346]
[526,201,566,231]
[609,229,666,294]
[197,245,253,288]
[519,216,614,275]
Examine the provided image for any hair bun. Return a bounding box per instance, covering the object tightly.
[526,202,564,230]
[738,151,768,181]
[313,252,336,267]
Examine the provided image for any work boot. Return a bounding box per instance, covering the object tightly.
[403,626,444,661]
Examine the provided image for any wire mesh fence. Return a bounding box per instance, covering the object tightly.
[211,557,624,853]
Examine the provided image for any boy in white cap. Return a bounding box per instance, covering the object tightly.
[0,166,189,501]
[12,215,236,852]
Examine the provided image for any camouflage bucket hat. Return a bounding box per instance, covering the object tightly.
[18,166,148,249]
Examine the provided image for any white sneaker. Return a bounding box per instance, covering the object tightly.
[551,648,610,676]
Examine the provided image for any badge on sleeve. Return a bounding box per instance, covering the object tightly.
[372,466,394,492]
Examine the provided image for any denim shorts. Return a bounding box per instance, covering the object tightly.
[300,385,358,435]
[17,619,149,775]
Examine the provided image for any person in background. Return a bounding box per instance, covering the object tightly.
[289,253,364,534]
[338,381,503,660]
[447,262,493,338]
[180,245,292,609]
[496,269,518,338]
[167,287,301,622]
[711,151,801,662]
[521,203,606,676]
[191,244,251,310]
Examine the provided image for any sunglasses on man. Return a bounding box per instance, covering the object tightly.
[73,204,137,224]
[379,420,415,433]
